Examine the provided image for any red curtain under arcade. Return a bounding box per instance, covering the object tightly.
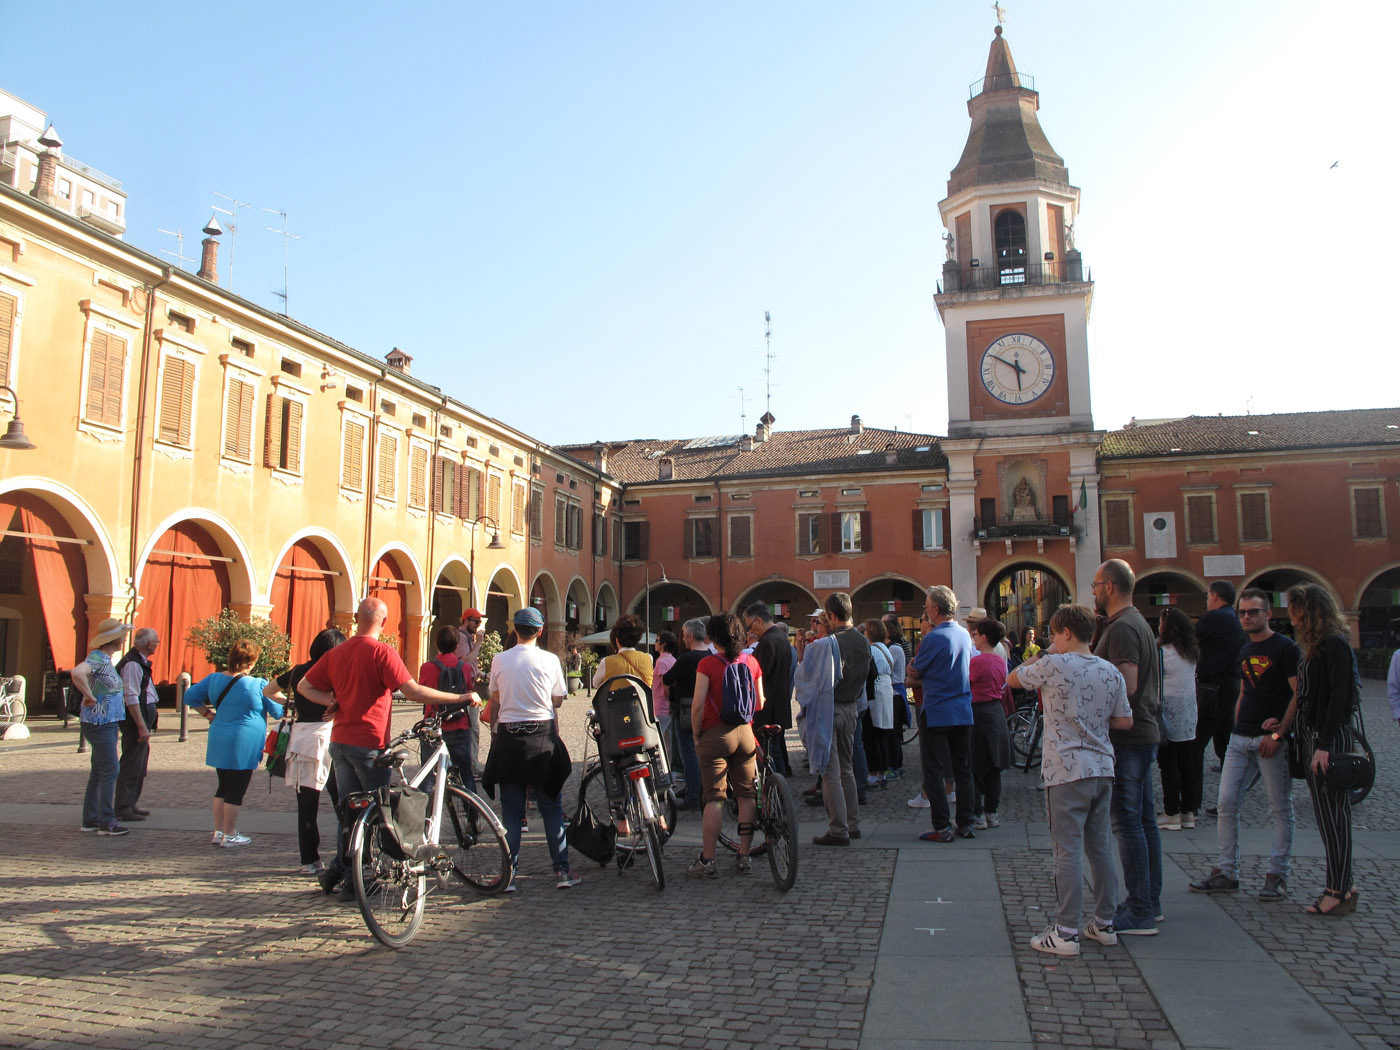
[367,553,407,658]
[1,494,88,671]
[137,522,232,684]
[270,540,337,666]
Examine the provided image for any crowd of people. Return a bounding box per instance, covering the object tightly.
[66,560,1371,922]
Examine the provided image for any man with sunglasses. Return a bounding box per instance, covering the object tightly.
[1190,588,1299,901]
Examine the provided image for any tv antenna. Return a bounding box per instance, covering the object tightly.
[156,228,194,269]
[763,310,774,419]
[738,386,748,434]
[211,192,254,291]
[262,207,302,314]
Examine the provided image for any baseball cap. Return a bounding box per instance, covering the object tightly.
[461,608,484,622]
[513,607,544,629]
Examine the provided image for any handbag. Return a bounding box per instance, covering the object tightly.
[565,733,616,865]
[1324,705,1374,795]
[264,716,293,779]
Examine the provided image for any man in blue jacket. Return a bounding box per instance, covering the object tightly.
[912,585,977,841]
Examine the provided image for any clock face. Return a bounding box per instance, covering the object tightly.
[979,333,1055,405]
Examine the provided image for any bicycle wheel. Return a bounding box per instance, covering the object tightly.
[763,770,799,892]
[903,721,920,746]
[1008,708,1041,771]
[443,785,512,894]
[350,805,426,950]
[1,697,24,724]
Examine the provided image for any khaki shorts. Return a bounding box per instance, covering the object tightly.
[696,723,758,805]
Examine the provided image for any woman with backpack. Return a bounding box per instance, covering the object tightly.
[264,627,346,874]
[686,612,766,879]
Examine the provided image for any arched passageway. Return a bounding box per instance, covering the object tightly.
[850,576,926,638]
[137,522,232,684]
[631,581,711,638]
[270,540,343,666]
[983,563,1073,642]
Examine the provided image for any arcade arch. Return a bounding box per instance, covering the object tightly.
[1242,564,1337,614]
[849,575,926,636]
[269,532,357,666]
[981,560,1073,641]
[629,580,713,637]
[484,565,523,641]
[430,555,474,630]
[529,570,563,650]
[1132,569,1209,623]
[732,577,819,625]
[565,576,591,633]
[368,545,424,666]
[1356,563,1400,648]
[594,582,619,631]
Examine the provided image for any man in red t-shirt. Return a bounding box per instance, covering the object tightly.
[298,597,462,893]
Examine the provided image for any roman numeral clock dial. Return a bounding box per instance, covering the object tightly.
[979,333,1055,405]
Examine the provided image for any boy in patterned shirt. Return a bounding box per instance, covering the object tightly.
[1009,604,1133,957]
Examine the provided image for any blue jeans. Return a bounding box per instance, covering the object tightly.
[419,728,477,795]
[499,781,569,874]
[329,741,392,873]
[674,702,701,802]
[1217,732,1293,880]
[81,722,120,827]
[1111,742,1162,921]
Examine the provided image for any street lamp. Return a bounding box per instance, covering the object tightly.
[467,515,506,616]
[0,385,35,451]
[644,560,667,651]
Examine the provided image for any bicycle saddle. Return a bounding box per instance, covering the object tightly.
[372,749,411,769]
[753,724,784,740]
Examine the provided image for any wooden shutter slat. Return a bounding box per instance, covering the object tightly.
[410,446,427,507]
[285,399,303,473]
[860,510,872,553]
[912,508,923,551]
[829,512,841,553]
[940,508,950,550]
[229,379,253,460]
[102,333,125,427]
[264,393,281,467]
[639,521,650,560]
[86,329,110,423]
[0,292,15,388]
[378,433,397,499]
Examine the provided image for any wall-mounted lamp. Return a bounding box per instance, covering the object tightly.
[1044,251,1055,261]
[320,366,341,392]
[0,385,36,450]
[969,259,980,268]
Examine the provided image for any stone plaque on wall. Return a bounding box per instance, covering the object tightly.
[1143,512,1177,560]
[1202,554,1246,577]
[814,570,850,590]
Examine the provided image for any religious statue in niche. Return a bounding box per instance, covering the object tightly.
[1064,221,1076,252]
[1011,474,1038,522]
[944,231,955,261]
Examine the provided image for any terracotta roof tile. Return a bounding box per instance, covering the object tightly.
[558,427,945,485]
[1099,408,1400,459]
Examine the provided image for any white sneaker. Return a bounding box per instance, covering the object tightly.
[1082,918,1118,946]
[907,794,931,809]
[555,871,582,889]
[1157,812,1181,831]
[1180,811,1196,830]
[946,791,957,805]
[209,831,224,846]
[221,832,252,848]
[1031,924,1080,957]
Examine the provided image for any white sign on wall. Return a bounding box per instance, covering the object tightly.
[814,570,850,590]
[1202,555,1246,577]
[1143,512,1177,560]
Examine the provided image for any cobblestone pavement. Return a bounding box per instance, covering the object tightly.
[0,683,1394,1049]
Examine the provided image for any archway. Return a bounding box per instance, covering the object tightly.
[135,521,234,684]
[982,562,1073,642]
[430,555,473,633]
[485,566,523,643]
[595,582,619,632]
[1357,564,1400,649]
[630,580,712,638]
[849,575,926,638]
[270,536,352,666]
[368,549,421,666]
[733,577,819,625]
[565,576,592,633]
[529,571,563,652]
[0,486,114,715]
[1132,569,1209,625]
[1242,564,1335,616]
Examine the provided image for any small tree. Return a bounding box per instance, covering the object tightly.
[578,645,599,679]
[474,630,503,696]
[186,609,292,680]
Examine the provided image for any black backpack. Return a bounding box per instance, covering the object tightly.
[432,658,470,697]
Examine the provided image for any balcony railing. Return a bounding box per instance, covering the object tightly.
[969,71,1035,98]
[975,515,1073,540]
[937,259,1088,295]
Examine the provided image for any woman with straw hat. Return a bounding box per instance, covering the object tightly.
[69,618,134,836]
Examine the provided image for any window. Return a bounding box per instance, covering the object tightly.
[432,456,456,514]
[684,517,716,558]
[58,178,72,200]
[461,465,481,519]
[622,521,648,561]
[839,511,871,553]
[979,498,997,527]
[81,188,94,209]
[1052,495,1070,527]
[1238,490,1270,543]
[568,505,583,550]
[913,508,946,551]
[487,474,502,524]
[84,328,128,428]
[593,512,607,557]
[1184,493,1217,545]
[729,514,752,559]
[409,445,428,508]
[230,337,254,359]
[279,357,302,378]
[341,418,366,491]
[1353,486,1385,539]
[994,209,1027,284]
[411,413,427,429]
[439,423,452,439]
[529,489,543,540]
[1102,497,1133,548]
[167,311,194,333]
[556,498,568,546]
[511,482,526,534]
[376,432,398,501]
[222,376,255,461]
[797,512,826,555]
[379,399,396,416]
[263,394,303,473]
[345,385,363,403]
[157,356,196,445]
[0,291,17,389]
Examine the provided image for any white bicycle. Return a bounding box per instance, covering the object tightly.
[0,675,25,725]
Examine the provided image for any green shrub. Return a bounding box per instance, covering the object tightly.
[186,609,292,680]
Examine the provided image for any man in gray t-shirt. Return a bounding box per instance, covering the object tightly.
[1091,558,1163,936]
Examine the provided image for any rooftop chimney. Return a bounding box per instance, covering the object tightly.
[739,434,754,452]
[385,347,413,374]
[593,443,608,473]
[756,410,774,442]
[884,443,897,465]
[197,215,222,284]
[30,125,62,207]
[658,456,673,481]
[850,414,863,435]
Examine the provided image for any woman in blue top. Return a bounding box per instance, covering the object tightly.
[70,617,135,835]
[183,638,280,848]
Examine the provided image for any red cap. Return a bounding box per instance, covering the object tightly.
[461,609,484,622]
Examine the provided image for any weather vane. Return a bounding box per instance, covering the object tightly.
[993,2,1008,25]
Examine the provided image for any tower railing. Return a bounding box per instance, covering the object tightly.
[969,71,1036,98]
[937,259,1089,295]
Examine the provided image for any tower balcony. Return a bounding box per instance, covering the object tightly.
[937,256,1088,295]
[974,513,1073,540]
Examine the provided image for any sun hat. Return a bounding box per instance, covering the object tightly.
[91,618,132,648]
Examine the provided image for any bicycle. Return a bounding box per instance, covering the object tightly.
[716,724,799,891]
[344,712,512,949]
[1008,698,1042,772]
[580,674,676,890]
[0,675,25,725]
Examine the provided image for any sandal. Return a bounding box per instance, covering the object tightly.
[1306,889,1356,917]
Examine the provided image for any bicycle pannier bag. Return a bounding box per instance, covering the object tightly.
[719,659,758,727]
[373,785,430,860]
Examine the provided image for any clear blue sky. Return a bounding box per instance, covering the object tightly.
[4,2,1391,446]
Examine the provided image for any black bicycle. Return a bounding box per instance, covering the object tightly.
[716,724,799,891]
[1008,699,1043,773]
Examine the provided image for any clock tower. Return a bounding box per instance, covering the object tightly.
[935,25,1104,611]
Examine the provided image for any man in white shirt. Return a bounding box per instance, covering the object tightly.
[484,607,579,890]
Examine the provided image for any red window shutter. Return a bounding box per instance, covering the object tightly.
[0,292,15,388]
[829,512,841,551]
[941,508,950,549]
[683,519,695,558]
[912,509,923,551]
[731,514,751,558]
[860,510,872,553]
